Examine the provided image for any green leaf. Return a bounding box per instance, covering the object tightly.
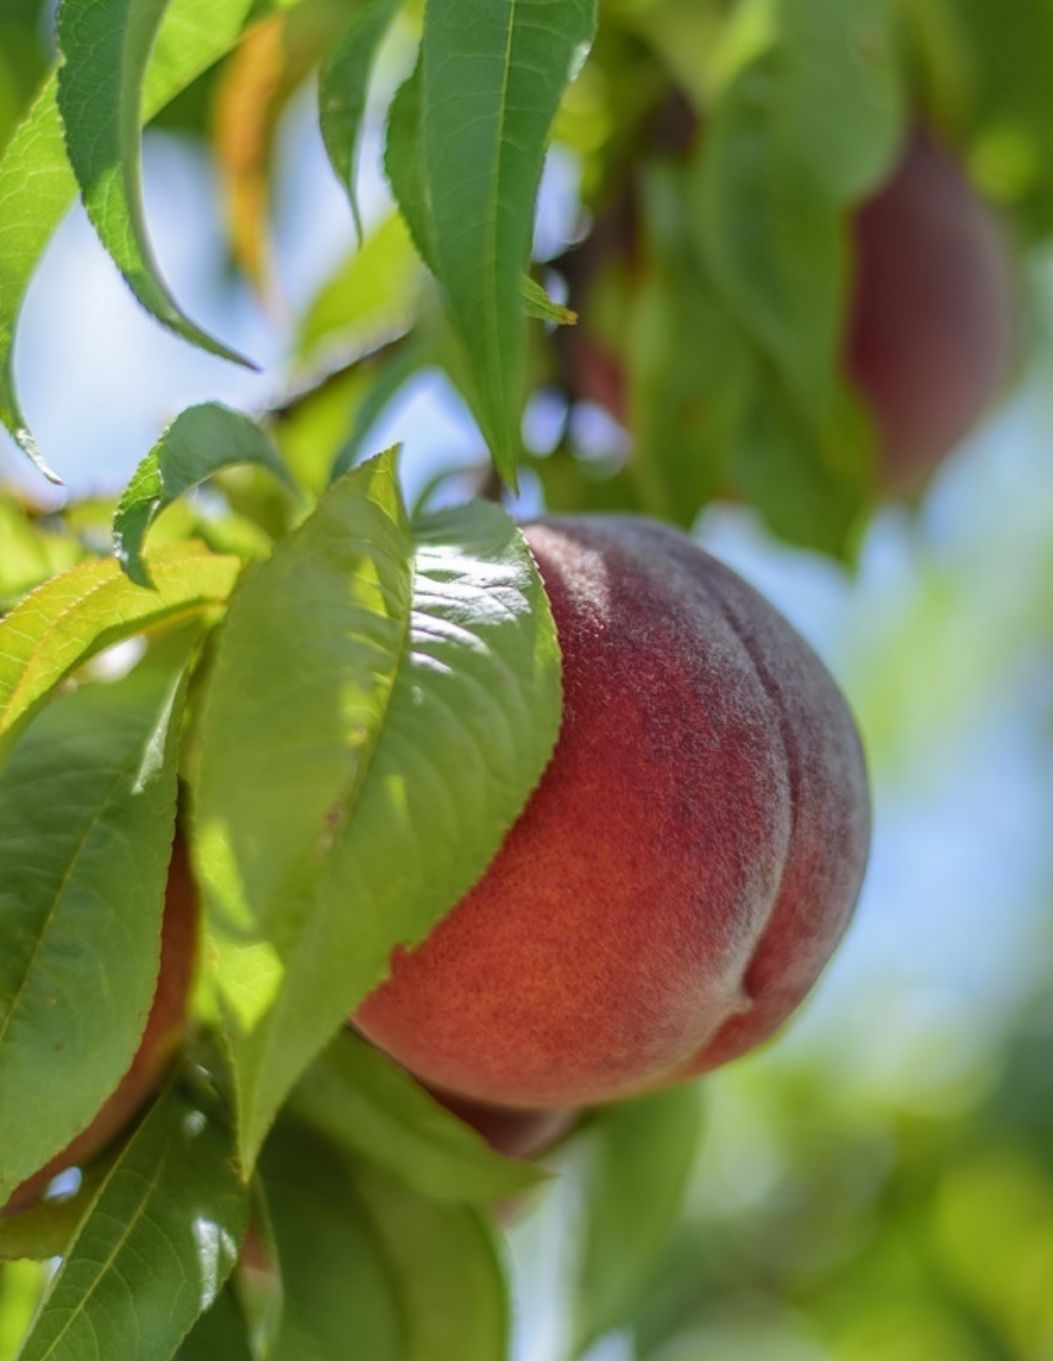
[734,358,873,557]
[113,403,295,588]
[0,1262,46,1360]
[17,1078,250,1361]
[329,336,431,483]
[0,496,85,608]
[192,449,561,1170]
[0,661,186,1204]
[176,1283,254,1361]
[627,164,749,528]
[420,0,597,483]
[693,0,903,435]
[951,0,1053,236]
[354,1162,509,1361]
[290,1029,546,1202]
[297,211,421,369]
[0,1163,109,1263]
[319,0,405,241]
[0,80,69,483]
[0,0,304,476]
[261,1118,402,1361]
[56,0,254,368]
[573,1085,704,1354]
[384,53,437,274]
[521,275,577,326]
[0,545,241,771]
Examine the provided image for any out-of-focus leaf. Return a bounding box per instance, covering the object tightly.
[696,0,903,423]
[262,1118,402,1361]
[0,661,186,1204]
[354,1162,509,1361]
[734,359,874,557]
[952,0,1053,236]
[290,1029,546,1202]
[0,0,310,475]
[328,336,430,482]
[573,1085,704,1354]
[320,0,405,239]
[0,1261,45,1359]
[0,546,240,769]
[297,211,421,368]
[0,497,85,607]
[692,0,900,549]
[17,1079,249,1361]
[521,276,578,326]
[419,0,597,482]
[626,165,749,527]
[211,14,287,290]
[0,1162,109,1263]
[56,0,254,368]
[177,1282,254,1361]
[112,403,294,587]
[192,449,561,1171]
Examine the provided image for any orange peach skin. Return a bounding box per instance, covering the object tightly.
[355,517,870,1109]
[2,838,197,1214]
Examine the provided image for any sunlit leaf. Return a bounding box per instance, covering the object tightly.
[0,545,240,770]
[192,449,561,1170]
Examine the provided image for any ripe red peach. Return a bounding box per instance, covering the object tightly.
[428,1088,577,1160]
[846,129,1015,495]
[355,516,870,1109]
[2,837,198,1214]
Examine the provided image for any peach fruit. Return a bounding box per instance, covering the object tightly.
[846,129,1014,495]
[355,516,870,1109]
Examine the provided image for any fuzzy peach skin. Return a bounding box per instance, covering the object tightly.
[847,129,1014,495]
[354,516,871,1109]
[2,837,198,1215]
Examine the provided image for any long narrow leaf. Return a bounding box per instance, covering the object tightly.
[56,0,253,367]
[320,0,406,240]
[0,0,308,475]
[420,0,596,482]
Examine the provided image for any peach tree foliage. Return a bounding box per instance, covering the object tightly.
[0,0,1045,1355]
